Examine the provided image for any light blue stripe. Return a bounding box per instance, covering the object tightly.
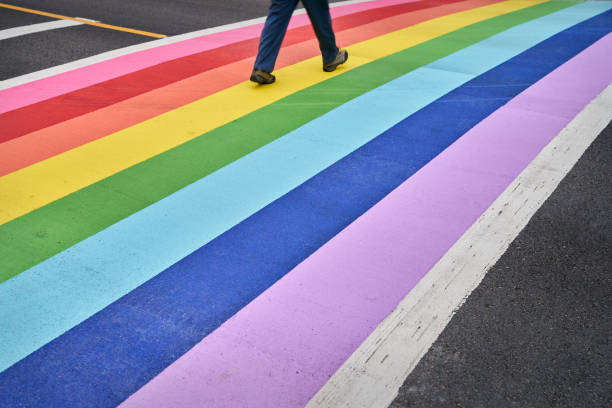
[1,1,610,373]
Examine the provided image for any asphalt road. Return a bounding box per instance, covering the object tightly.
[391,121,612,408]
[4,0,279,35]
[0,5,50,29]
[1,1,610,407]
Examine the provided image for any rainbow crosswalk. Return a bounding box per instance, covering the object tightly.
[0,0,611,406]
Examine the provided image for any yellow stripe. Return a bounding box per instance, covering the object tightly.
[0,0,546,226]
[0,3,166,38]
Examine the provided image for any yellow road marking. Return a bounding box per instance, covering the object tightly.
[0,2,166,38]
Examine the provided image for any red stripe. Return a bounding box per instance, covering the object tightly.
[0,0,465,144]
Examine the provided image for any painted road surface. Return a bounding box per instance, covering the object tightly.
[0,0,610,407]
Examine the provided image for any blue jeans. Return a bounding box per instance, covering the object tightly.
[254,0,339,72]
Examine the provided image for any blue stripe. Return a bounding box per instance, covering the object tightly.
[1,9,610,407]
[2,2,611,376]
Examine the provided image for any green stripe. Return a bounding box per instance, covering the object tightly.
[0,0,572,283]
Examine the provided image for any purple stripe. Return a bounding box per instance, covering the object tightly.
[119,34,612,408]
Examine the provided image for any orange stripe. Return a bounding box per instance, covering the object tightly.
[0,0,453,143]
[0,0,501,177]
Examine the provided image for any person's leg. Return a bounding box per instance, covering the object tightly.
[253,0,300,73]
[301,0,338,65]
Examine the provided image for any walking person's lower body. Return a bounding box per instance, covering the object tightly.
[251,0,348,84]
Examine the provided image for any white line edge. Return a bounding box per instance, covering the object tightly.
[0,19,83,41]
[74,17,100,23]
[305,83,612,408]
[0,0,379,90]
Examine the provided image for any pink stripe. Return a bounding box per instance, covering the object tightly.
[119,33,612,408]
[0,0,414,114]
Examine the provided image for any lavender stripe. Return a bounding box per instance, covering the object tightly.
[120,33,612,408]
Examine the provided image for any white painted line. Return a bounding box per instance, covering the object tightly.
[305,84,612,408]
[74,17,99,23]
[0,0,380,90]
[0,19,83,40]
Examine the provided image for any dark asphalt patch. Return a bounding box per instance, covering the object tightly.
[0,7,54,30]
[0,23,150,80]
[390,121,612,408]
[3,0,346,35]
[6,0,281,35]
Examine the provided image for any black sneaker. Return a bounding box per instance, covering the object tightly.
[323,49,348,72]
[250,69,276,84]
